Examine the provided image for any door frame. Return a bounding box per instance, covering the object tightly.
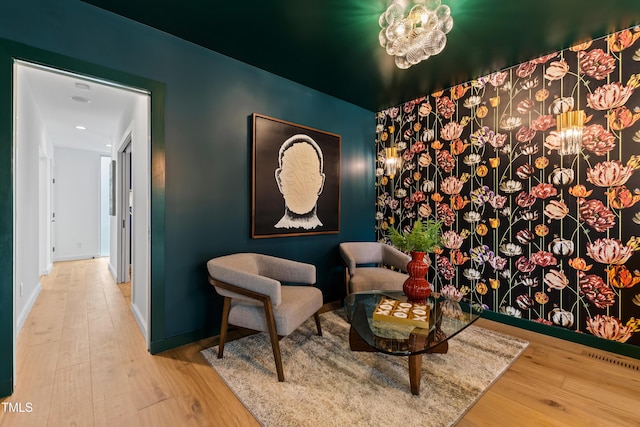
[0,38,166,397]
[117,136,132,284]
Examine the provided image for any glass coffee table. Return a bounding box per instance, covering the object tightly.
[344,291,483,395]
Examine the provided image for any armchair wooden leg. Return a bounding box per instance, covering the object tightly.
[217,297,231,359]
[263,298,285,382]
[314,312,323,336]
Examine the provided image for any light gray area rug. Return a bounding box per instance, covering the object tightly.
[201,310,529,427]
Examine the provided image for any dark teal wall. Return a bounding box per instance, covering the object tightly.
[0,0,374,395]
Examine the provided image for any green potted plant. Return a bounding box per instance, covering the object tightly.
[387,219,443,254]
[387,219,443,302]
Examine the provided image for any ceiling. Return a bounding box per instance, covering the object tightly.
[18,63,140,153]
[82,0,640,112]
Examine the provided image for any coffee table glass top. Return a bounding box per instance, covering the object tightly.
[344,291,483,356]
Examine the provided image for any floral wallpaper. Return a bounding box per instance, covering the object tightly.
[375,27,640,348]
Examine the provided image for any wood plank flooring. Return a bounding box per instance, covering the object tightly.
[1,258,639,426]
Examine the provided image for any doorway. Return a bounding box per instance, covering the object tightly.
[13,61,152,382]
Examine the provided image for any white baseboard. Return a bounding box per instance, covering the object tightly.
[39,263,53,276]
[108,262,117,280]
[131,302,148,342]
[16,281,42,334]
[54,253,101,262]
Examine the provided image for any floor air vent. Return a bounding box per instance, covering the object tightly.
[586,352,640,371]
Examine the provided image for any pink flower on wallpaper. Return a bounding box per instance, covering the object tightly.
[487,71,508,87]
[530,183,557,199]
[436,149,456,173]
[579,49,616,80]
[499,116,522,130]
[581,124,616,156]
[411,191,426,203]
[543,131,561,151]
[516,163,535,179]
[530,251,558,267]
[544,269,569,291]
[440,176,464,195]
[544,199,569,220]
[520,77,540,90]
[544,59,570,81]
[488,194,507,209]
[515,256,536,273]
[579,199,616,232]
[586,315,633,343]
[403,198,415,209]
[403,100,416,113]
[387,106,400,118]
[418,203,432,217]
[411,141,427,153]
[437,96,456,119]
[489,132,507,149]
[488,255,507,271]
[579,273,616,309]
[530,114,556,131]
[402,149,415,161]
[586,238,634,265]
[437,255,456,281]
[516,61,537,78]
[440,121,464,141]
[516,98,535,114]
[404,129,414,140]
[586,160,634,187]
[586,82,634,110]
[531,52,558,64]
[516,229,535,244]
[441,230,464,249]
[418,102,432,117]
[515,191,537,208]
[436,202,456,227]
[516,126,536,142]
[418,152,432,167]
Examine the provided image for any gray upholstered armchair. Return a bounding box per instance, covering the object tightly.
[206,253,323,382]
[339,242,412,294]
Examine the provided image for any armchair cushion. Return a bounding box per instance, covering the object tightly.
[207,253,316,307]
[349,267,408,293]
[228,285,322,336]
[339,242,411,294]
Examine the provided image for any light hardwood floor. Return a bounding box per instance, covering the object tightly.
[1,258,638,426]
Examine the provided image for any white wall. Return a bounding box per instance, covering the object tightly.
[111,93,150,343]
[54,147,103,261]
[15,67,46,332]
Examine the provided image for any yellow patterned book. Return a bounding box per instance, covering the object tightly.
[372,297,430,328]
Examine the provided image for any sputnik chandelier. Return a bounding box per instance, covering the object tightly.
[379,0,453,69]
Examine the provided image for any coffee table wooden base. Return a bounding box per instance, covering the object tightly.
[349,325,448,396]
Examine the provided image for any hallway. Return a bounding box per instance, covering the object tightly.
[0,258,257,426]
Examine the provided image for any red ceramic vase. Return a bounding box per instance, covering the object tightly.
[403,251,431,303]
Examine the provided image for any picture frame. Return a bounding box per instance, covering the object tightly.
[251,113,341,238]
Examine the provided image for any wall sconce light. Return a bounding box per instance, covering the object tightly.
[384,146,400,178]
[556,110,585,155]
[379,0,454,69]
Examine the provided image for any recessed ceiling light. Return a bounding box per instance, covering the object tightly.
[105,144,112,147]
[75,82,91,91]
[71,96,90,103]
[75,125,86,130]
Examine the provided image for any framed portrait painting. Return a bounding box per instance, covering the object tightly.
[251,113,341,238]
